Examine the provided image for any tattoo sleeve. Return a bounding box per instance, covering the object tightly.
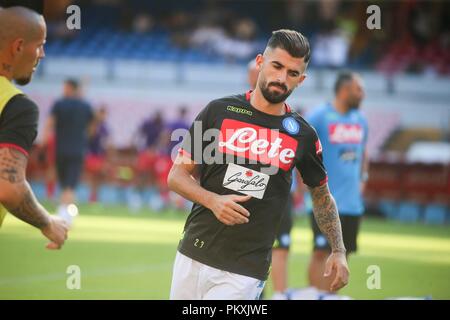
[309,183,346,253]
[0,147,50,229]
[0,147,25,183]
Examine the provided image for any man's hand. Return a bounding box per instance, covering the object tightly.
[167,153,251,226]
[40,215,69,250]
[208,194,251,226]
[324,251,350,292]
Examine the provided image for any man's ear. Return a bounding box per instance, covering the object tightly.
[297,74,307,87]
[255,54,263,70]
[11,38,25,57]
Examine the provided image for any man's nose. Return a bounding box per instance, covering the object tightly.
[276,70,287,83]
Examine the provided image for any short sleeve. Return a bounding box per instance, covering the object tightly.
[296,127,328,188]
[305,108,323,135]
[0,95,39,155]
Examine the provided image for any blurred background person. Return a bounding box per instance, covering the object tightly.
[44,78,94,226]
[166,106,190,154]
[133,110,165,210]
[166,106,191,211]
[86,105,111,203]
[306,71,368,294]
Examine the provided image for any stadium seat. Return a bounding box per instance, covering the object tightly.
[397,201,422,223]
[423,204,448,225]
[98,185,120,205]
[75,183,91,204]
[378,199,399,220]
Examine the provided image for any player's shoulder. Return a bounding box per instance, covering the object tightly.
[350,109,368,125]
[4,94,39,115]
[205,94,248,114]
[289,111,318,136]
[51,97,65,110]
[80,98,93,109]
[357,110,368,123]
[208,93,247,107]
[308,103,331,118]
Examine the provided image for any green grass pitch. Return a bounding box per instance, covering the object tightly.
[0,203,449,299]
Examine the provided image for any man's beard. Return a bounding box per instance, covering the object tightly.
[259,81,293,104]
[14,75,32,86]
[348,99,362,110]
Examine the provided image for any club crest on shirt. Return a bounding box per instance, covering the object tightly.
[282,117,300,135]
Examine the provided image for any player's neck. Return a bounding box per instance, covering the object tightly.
[333,98,350,115]
[0,58,13,82]
[250,88,286,116]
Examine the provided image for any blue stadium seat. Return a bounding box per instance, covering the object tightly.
[45,28,257,64]
[75,183,91,203]
[423,204,448,225]
[397,201,422,223]
[378,199,398,220]
[98,185,119,205]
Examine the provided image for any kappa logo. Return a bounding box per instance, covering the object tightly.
[227,105,253,116]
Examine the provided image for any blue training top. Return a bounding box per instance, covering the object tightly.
[307,103,368,216]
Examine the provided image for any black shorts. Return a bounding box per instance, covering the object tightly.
[56,154,84,189]
[273,194,294,250]
[310,213,361,253]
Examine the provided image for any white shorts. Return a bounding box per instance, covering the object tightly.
[170,251,265,300]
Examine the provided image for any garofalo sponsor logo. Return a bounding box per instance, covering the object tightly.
[222,163,269,199]
[224,171,267,192]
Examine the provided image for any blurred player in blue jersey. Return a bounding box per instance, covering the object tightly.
[306,71,369,292]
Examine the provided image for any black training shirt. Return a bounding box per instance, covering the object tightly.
[0,94,39,155]
[177,91,327,280]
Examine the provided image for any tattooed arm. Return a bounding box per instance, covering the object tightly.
[309,183,346,253]
[0,147,50,228]
[309,183,349,291]
[0,147,68,249]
